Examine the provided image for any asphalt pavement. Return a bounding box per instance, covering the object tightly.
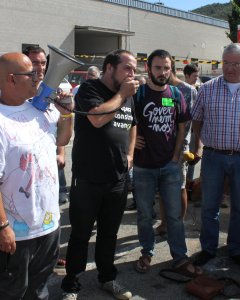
[47,140,240,300]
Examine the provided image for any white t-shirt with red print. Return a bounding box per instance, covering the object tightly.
[0,101,60,241]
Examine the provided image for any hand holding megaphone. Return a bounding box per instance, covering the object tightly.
[56,88,73,104]
[51,89,74,116]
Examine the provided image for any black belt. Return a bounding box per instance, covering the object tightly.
[204,146,240,155]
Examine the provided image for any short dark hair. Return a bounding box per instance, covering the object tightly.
[183,64,199,76]
[23,45,46,57]
[102,49,134,74]
[147,49,174,69]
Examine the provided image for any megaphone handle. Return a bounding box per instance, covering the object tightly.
[32,82,55,111]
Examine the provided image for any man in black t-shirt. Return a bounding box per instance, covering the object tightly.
[133,49,202,277]
[61,50,138,300]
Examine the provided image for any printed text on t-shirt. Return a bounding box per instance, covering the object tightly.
[143,102,174,133]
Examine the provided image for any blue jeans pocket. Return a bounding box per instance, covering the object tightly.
[203,148,214,159]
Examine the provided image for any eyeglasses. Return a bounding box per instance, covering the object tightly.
[222,61,240,68]
[12,70,38,80]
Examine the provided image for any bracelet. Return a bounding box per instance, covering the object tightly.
[0,220,9,231]
[60,113,73,120]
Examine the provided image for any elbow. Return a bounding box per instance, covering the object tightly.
[56,137,71,147]
[88,116,105,128]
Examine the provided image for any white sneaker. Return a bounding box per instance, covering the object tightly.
[101,280,132,299]
[62,292,78,300]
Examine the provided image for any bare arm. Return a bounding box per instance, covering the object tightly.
[56,116,73,146]
[127,125,136,170]
[55,92,74,147]
[192,120,203,156]
[0,193,16,254]
[88,79,139,128]
[172,122,186,162]
[56,146,65,169]
[135,135,145,150]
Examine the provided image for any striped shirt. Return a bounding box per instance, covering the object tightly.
[177,81,197,151]
[191,75,240,150]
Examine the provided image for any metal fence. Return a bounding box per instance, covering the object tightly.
[103,0,229,29]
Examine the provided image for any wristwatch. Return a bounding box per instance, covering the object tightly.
[0,220,9,231]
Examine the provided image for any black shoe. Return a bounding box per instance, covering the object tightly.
[194,250,215,266]
[126,202,136,210]
[230,255,240,265]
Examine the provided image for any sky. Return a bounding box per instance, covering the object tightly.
[148,0,229,11]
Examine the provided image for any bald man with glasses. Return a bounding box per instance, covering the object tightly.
[0,52,73,299]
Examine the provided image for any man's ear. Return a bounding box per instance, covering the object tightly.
[106,63,113,73]
[146,65,151,77]
[169,72,174,81]
[7,74,16,85]
[146,64,150,73]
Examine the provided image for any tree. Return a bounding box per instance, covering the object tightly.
[227,0,240,42]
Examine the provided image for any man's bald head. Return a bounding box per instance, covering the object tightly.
[0,53,32,81]
[0,52,38,105]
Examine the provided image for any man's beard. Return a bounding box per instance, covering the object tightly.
[149,72,170,87]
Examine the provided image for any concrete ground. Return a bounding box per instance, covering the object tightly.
[47,141,240,300]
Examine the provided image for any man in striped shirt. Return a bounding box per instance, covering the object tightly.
[191,43,240,266]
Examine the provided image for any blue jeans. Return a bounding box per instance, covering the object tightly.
[58,168,67,193]
[200,149,240,256]
[133,161,187,265]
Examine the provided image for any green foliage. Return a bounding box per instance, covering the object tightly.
[192,2,232,21]
[191,1,240,43]
[227,0,240,42]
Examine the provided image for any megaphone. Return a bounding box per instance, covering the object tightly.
[32,45,84,111]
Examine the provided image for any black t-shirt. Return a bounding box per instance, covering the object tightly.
[134,84,190,168]
[72,79,137,183]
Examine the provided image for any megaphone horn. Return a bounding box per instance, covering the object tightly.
[32,45,84,111]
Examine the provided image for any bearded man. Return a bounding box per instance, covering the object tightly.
[133,49,202,277]
[61,49,138,300]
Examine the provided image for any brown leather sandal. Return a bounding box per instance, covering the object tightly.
[135,255,151,273]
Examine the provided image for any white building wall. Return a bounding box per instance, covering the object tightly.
[129,8,228,59]
[0,0,230,73]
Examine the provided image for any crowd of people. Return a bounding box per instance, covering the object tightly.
[0,42,240,300]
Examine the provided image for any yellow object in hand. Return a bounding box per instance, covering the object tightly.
[183,151,195,161]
